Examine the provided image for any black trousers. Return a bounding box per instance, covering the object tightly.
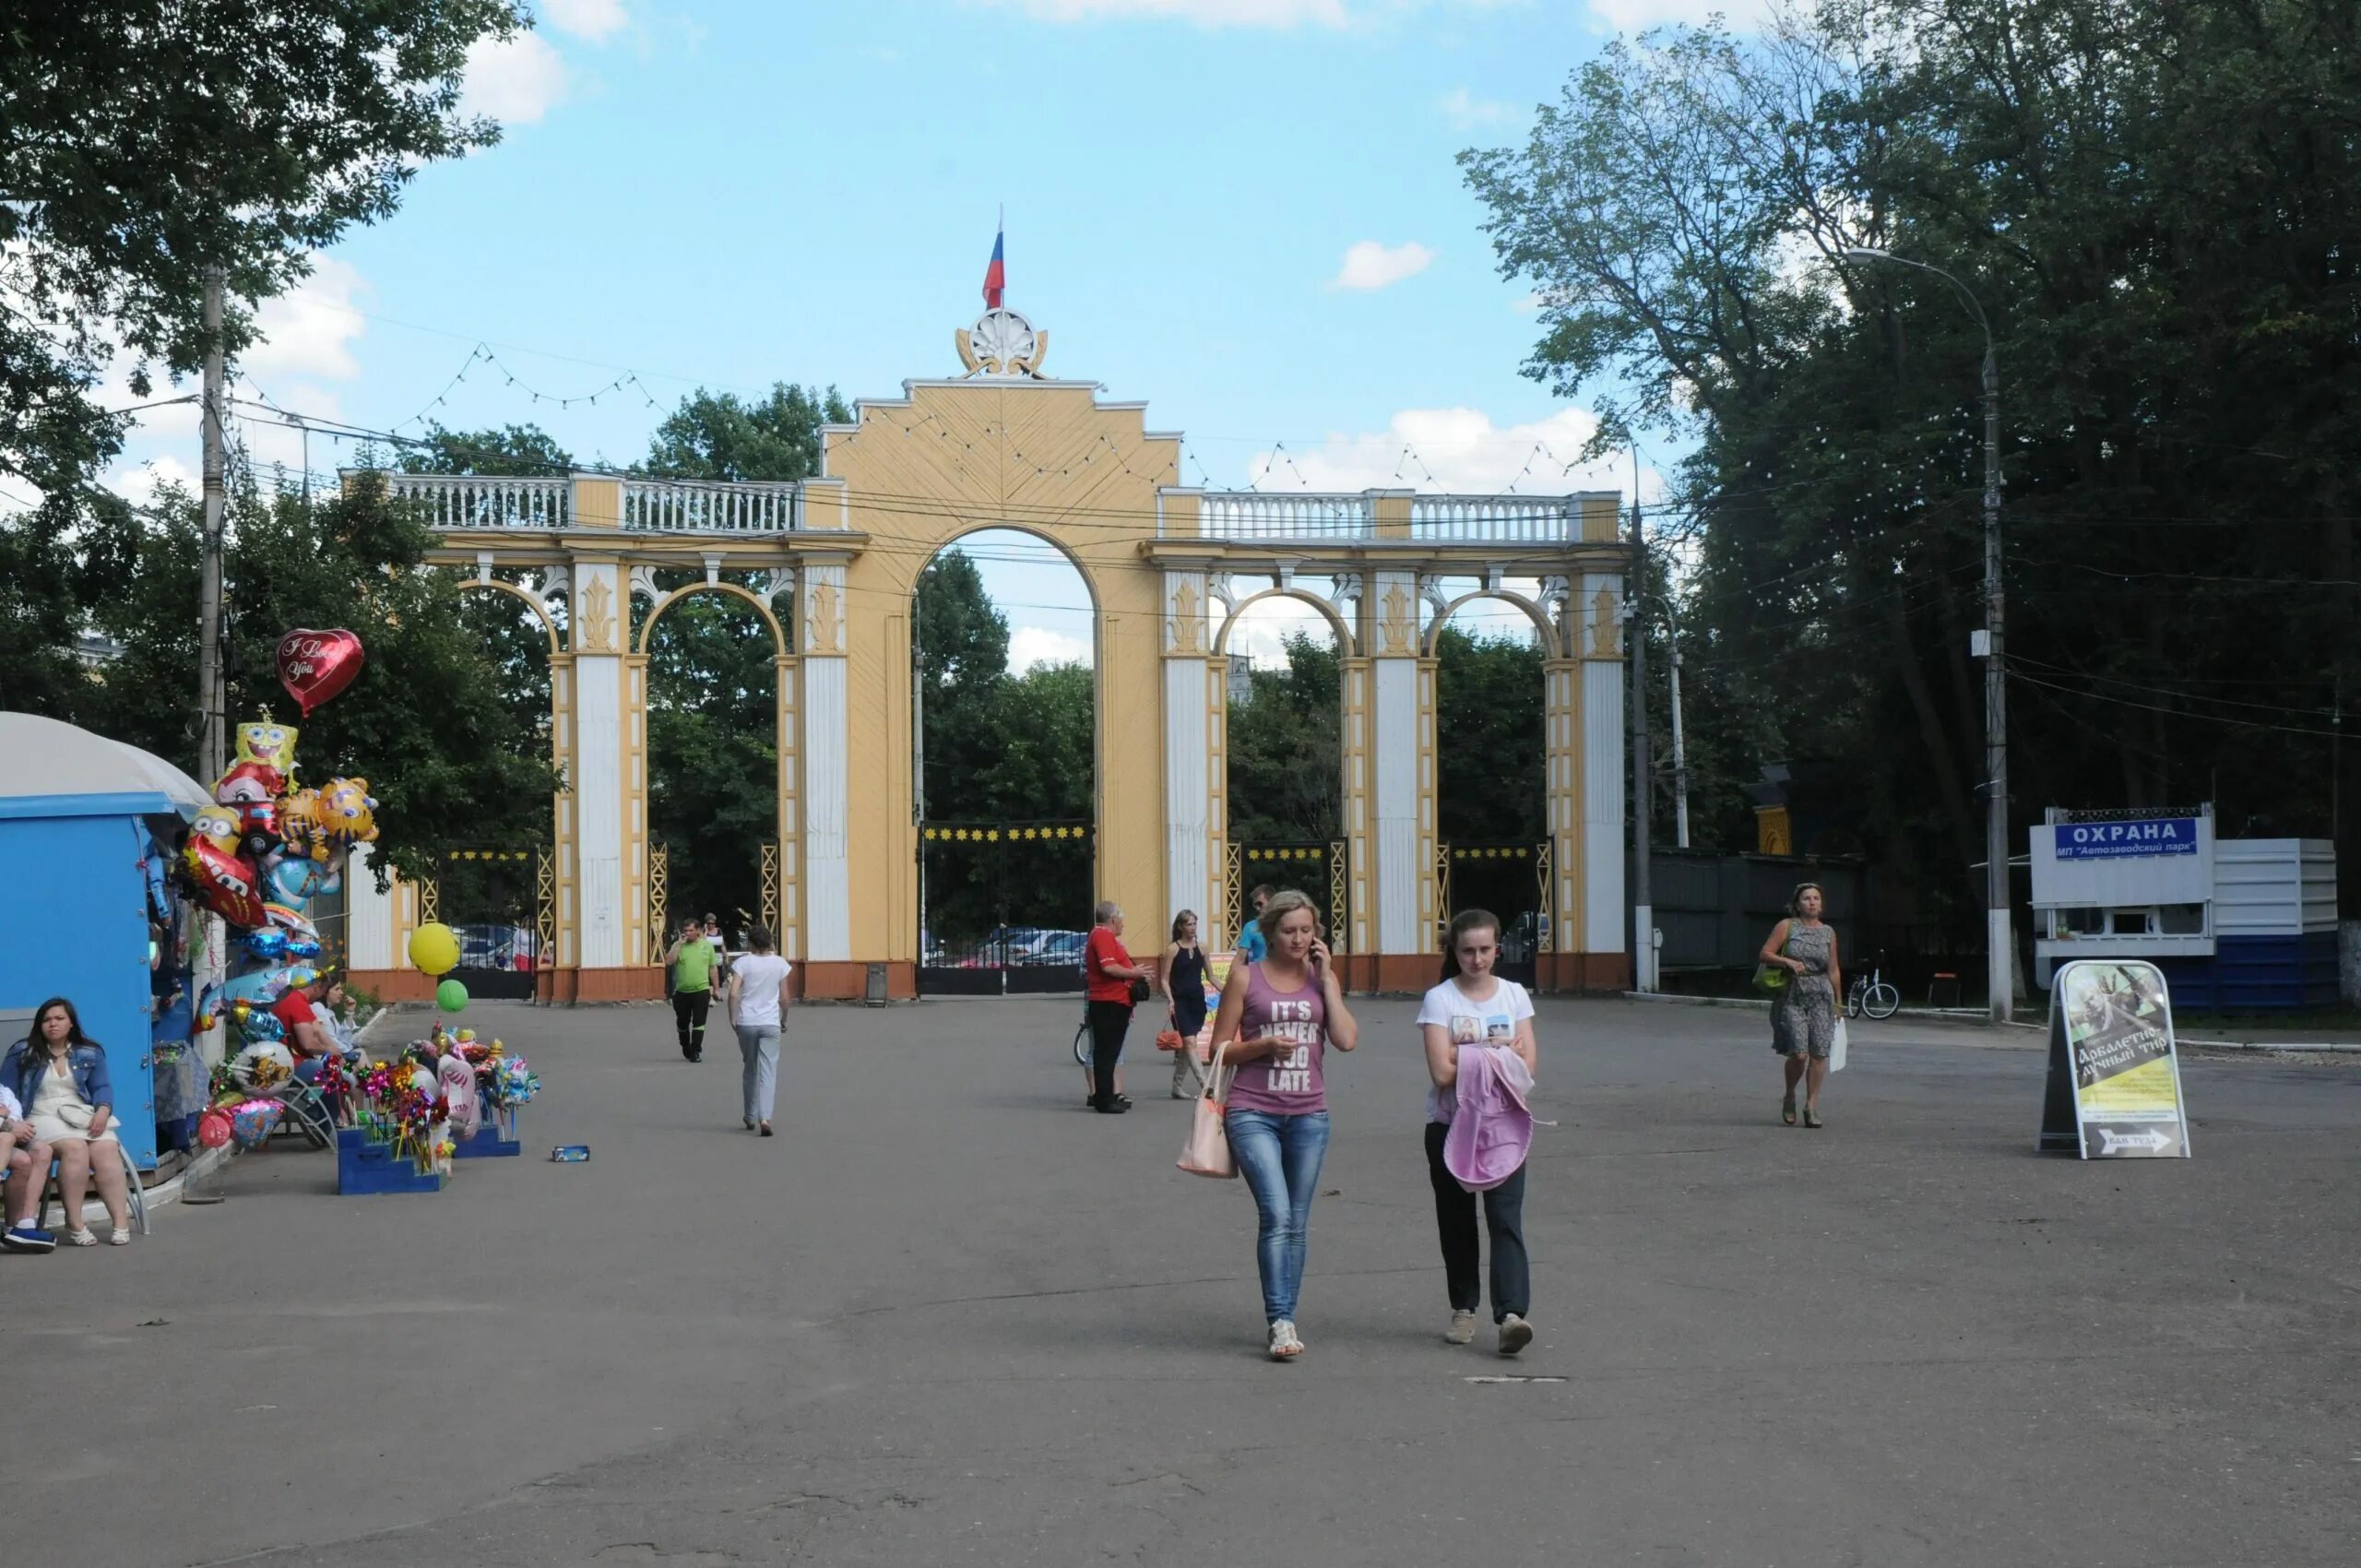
[1425,1122,1530,1322]
[673,989,710,1058]
[1087,1000,1133,1106]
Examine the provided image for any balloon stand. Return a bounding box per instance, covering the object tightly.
[336,1126,448,1195]
[452,1101,523,1158]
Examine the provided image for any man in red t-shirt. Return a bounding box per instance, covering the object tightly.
[1082,903,1156,1113]
[271,972,338,1061]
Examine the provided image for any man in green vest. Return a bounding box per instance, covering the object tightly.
[666,917,716,1062]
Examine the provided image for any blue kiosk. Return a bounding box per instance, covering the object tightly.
[0,712,213,1170]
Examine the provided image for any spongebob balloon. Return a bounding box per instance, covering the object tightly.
[234,717,300,779]
[183,806,269,929]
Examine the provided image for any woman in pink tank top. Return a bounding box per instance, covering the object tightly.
[1206,890,1359,1360]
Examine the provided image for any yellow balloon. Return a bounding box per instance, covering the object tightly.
[408,921,460,977]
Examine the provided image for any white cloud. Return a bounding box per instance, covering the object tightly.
[979,0,1350,25]
[244,255,368,382]
[1330,240,1433,291]
[105,454,198,512]
[540,0,630,42]
[1009,625,1093,671]
[1254,405,1634,494]
[1587,0,1780,30]
[1439,87,1517,127]
[460,32,569,125]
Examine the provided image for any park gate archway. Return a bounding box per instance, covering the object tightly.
[340,304,1635,1001]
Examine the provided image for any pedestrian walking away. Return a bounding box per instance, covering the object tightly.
[1206,889,1358,1360]
[1416,909,1539,1357]
[1083,903,1156,1112]
[1762,883,1842,1128]
[725,924,792,1135]
[665,918,717,1062]
[1159,909,1211,1099]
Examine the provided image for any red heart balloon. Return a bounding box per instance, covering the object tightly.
[275,628,365,717]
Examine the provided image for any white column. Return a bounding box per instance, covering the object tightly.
[1162,569,1211,943]
[572,560,626,968]
[1580,570,1627,961]
[802,562,850,962]
[1370,568,1426,956]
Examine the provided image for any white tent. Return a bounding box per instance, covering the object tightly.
[0,711,213,819]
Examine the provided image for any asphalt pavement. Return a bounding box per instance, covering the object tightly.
[8,994,2357,1567]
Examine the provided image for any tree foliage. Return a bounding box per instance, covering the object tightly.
[1228,634,1342,844]
[0,1,521,506]
[644,385,851,483]
[1466,0,2361,932]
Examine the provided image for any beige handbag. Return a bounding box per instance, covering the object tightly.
[1177,1043,1237,1179]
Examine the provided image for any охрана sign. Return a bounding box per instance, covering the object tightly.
[2052,816,2199,860]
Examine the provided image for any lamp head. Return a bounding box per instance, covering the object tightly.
[1838,246,1890,261]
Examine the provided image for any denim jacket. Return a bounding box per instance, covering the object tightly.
[1,1040,114,1116]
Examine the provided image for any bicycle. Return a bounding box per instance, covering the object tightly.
[1846,959,1900,1020]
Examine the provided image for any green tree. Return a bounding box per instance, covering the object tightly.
[644,385,852,482]
[1434,625,1547,843]
[1228,632,1342,843]
[1465,0,2361,936]
[72,469,559,885]
[0,0,522,509]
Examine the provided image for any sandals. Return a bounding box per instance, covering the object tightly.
[1802,1106,1823,1129]
[1781,1097,1797,1127]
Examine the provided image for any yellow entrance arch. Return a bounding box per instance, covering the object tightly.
[343,309,1632,1001]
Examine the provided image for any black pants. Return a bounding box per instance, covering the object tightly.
[1425,1122,1530,1322]
[1086,1000,1133,1107]
[673,989,710,1059]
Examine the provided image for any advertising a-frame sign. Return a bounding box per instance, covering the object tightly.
[2038,959,2192,1158]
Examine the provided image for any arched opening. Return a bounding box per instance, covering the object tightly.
[412,569,564,996]
[1428,582,1552,984]
[636,573,789,972]
[1219,576,1352,956]
[914,528,1098,994]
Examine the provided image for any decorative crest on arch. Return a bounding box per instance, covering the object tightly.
[956,308,1050,378]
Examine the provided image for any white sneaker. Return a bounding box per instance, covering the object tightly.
[1267,1320,1303,1360]
[1497,1313,1534,1357]
[1445,1310,1477,1345]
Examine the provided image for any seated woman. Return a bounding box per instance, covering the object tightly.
[0,1081,57,1252]
[0,999,134,1246]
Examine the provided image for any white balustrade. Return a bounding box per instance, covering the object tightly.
[371,472,571,529]
[1184,491,1580,545]
[623,479,801,533]
[1409,495,1578,542]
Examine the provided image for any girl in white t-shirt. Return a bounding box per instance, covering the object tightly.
[1414,909,1539,1356]
[724,924,794,1136]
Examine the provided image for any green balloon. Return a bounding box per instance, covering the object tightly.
[435,978,469,1014]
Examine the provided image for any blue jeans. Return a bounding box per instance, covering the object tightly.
[1224,1108,1331,1324]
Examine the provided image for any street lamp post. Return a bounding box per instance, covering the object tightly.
[1840,246,2013,1024]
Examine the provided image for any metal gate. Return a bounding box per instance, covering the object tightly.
[919,822,1095,996]
[1227,840,1349,953]
[426,848,549,1000]
[1437,841,1550,986]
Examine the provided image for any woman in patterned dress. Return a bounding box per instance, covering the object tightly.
[1760,884,1842,1128]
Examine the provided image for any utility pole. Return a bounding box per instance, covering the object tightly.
[1978,338,2012,1024]
[196,266,228,783]
[1629,481,1654,992]
[1840,246,2012,1023]
[1665,588,1691,849]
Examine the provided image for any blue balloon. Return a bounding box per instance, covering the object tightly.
[268,857,342,904]
[285,936,322,960]
[244,928,290,960]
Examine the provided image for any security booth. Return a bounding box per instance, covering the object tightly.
[0,712,217,1170]
[2031,805,2338,1009]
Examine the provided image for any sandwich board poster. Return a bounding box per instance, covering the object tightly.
[2038,959,2191,1158]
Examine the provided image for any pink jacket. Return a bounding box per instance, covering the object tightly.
[1442,1044,1534,1192]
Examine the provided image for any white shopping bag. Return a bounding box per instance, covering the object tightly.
[1829,1017,1849,1073]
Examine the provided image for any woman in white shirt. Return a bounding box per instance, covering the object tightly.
[724,923,793,1136]
[1414,909,1539,1356]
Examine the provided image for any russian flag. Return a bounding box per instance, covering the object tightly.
[982,226,1005,311]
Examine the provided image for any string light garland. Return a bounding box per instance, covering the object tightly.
[392,343,659,433]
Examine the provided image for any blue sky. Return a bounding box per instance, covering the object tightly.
[110,0,1726,664]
